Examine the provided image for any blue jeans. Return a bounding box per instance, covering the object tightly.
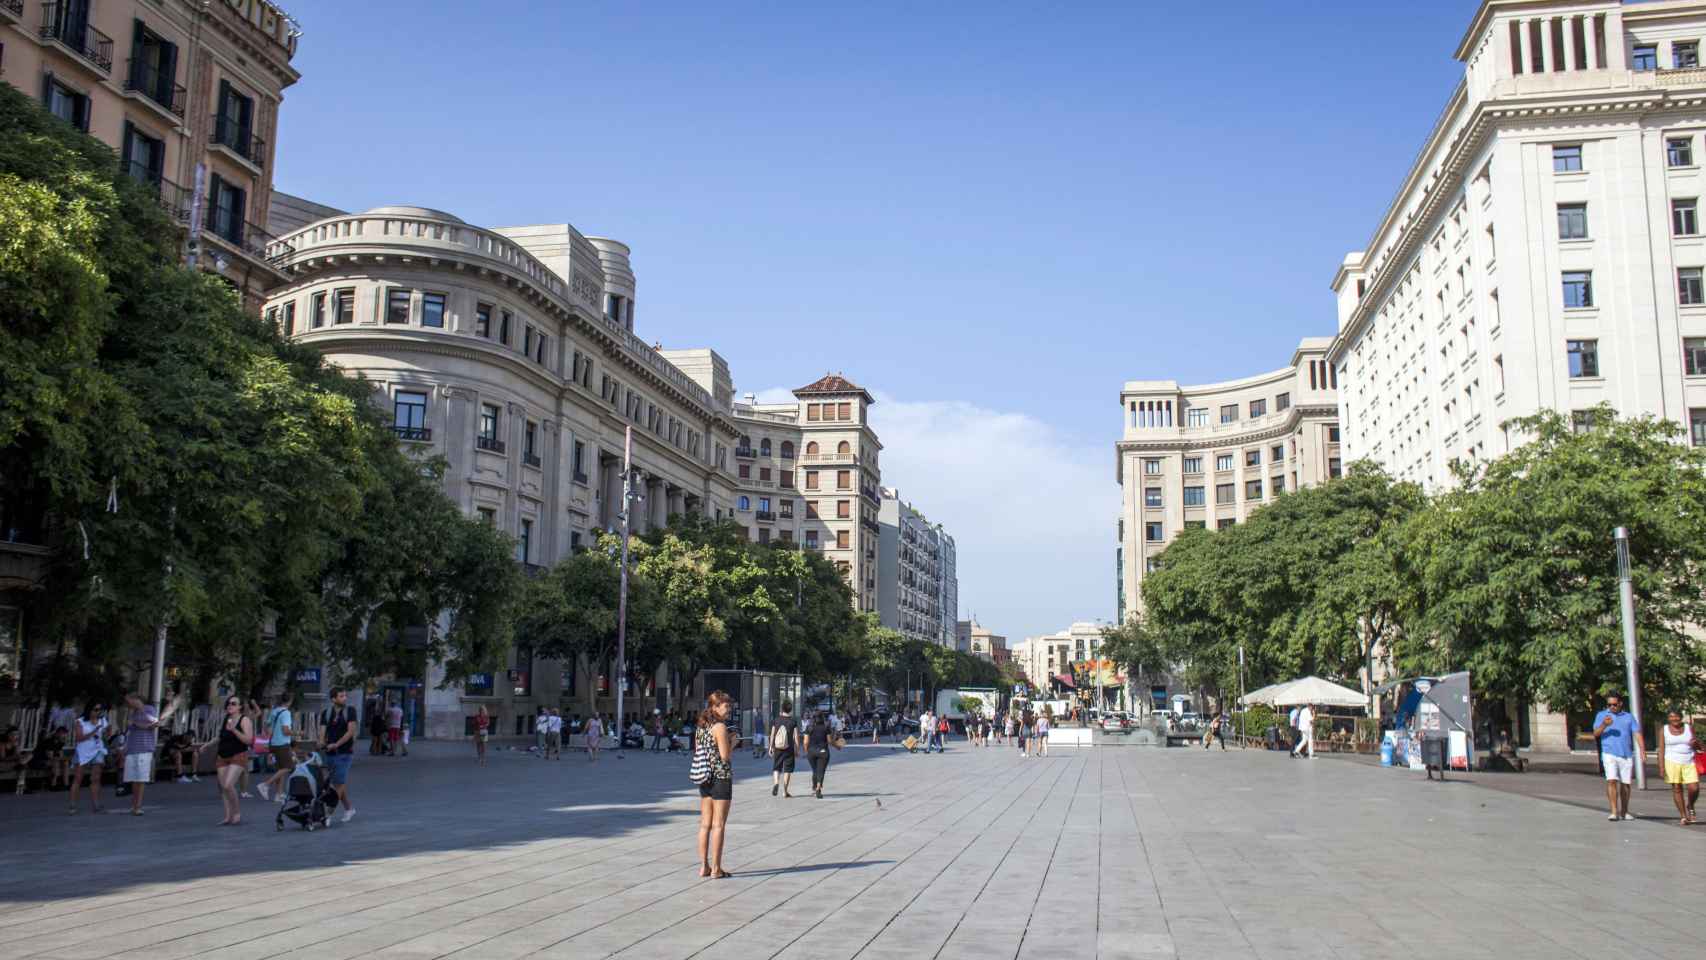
[929,732,943,753]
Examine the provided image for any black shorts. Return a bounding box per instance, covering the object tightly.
[698,777,732,801]
[772,750,796,773]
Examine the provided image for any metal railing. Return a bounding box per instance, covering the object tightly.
[755,510,776,522]
[476,436,506,454]
[522,452,542,468]
[125,58,185,117]
[210,112,266,167]
[204,214,294,265]
[39,3,112,73]
[1,0,25,20]
[734,447,756,459]
[392,426,431,442]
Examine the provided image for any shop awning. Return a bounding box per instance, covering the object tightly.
[1053,673,1076,689]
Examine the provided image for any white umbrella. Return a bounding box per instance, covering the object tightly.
[1238,681,1289,707]
[1268,676,1367,709]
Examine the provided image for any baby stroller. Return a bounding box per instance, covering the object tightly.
[275,752,339,831]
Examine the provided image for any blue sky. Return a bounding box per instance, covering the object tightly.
[275,0,1477,643]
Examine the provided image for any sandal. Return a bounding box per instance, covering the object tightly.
[711,870,732,879]
[698,866,711,878]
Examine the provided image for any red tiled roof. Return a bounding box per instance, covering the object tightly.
[793,373,874,401]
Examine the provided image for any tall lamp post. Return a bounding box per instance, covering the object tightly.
[615,427,638,760]
[1614,526,1646,790]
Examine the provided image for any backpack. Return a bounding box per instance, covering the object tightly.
[771,720,791,750]
[688,729,711,784]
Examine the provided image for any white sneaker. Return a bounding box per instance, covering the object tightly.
[190,775,201,783]
[240,792,253,799]
[176,776,192,784]
[1621,813,1635,821]
[340,808,355,823]
[1608,813,1619,821]
[256,784,270,802]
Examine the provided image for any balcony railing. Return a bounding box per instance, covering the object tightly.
[572,471,589,485]
[755,510,776,522]
[734,447,756,459]
[210,113,266,168]
[1,0,25,21]
[392,426,431,442]
[204,215,294,265]
[126,169,192,222]
[476,435,506,454]
[522,452,542,468]
[40,3,112,73]
[800,452,860,464]
[861,486,881,506]
[125,59,185,117]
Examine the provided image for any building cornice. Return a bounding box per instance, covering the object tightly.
[1114,404,1339,480]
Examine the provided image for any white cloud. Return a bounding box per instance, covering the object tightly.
[758,388,1117,643]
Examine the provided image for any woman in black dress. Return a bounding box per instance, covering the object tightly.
[805,711,839,799]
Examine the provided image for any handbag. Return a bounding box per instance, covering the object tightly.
[1694,753,1706,776]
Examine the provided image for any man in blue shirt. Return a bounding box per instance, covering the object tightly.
[1593,693,1645,821]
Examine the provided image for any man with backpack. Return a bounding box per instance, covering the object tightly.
[768,700,802,797]
[320,688,358,823]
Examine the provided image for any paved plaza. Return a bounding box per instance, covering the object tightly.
[0,739,1699,960]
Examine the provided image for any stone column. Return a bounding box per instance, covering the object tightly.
[1539,17,1553,73]
[1518,17,1533,75]
[1563,15,1578,71]
[1585,14,1601,69]
[668,486,685,521]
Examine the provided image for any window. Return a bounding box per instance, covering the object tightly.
[1552,144,1582,173]
[1675,198,1700,237]
[1329,458,1342,479]
[1328,426,1341,443]
[1271,444,1284,462]
[476,507,495,527]
[836,440,852,457]
[738,496,751,511]
[836,470,851,490]
[1182,486,1205,507]
[1219,404,1238,424]
[1245,449,1261,467]
[1670,137,1695,168]
[45,78,90,131]
[806,404,821,422]
[1215,483,1235,505]
[1184,520,1206,530]
[334,289,354,324]
[476,303,492,338]
[1144,522,1164,542]
[780,500,794,519]
[837,500,851,519]
[738,464,751,479]
[1275,392,1290,412]
[1143,487,1162,508]
[394,391,427,438]
[1181,456,1202,474]
[1245,479,1263,500]
[1272,475,1286,494]
[1248,398,1266,418]
[523,326,534,356]
[1567,339,1600,378]
[1693,409,1706,447]
[804,529,820,548]
[281,301,295,337]
[1217,518,1236,530]
[838,403,852,420]
[523,421,538,463]
[805,471,819,490]
[1571,410,1598,434]
[780,469,793,488]
[759,467,771,481]
[836,530,850,550]
[1562,271,1593,308]
[1686,338,1706,375]
[517,519,532,564]
[416,293,443,329]
[1633,44,1658,71]
[1214,453,1234,472]
[1557,203,1587,239]
[780,441,795,459]
[478,404,500,443]
[806,501,820,519]
[121,123,164,185]
[500,310,512,345]
[1186,407,1207,427]
[214,80,255,159]
[572,441,587,482]
[1143,459,1161,475]
[311,292,327,328]
[1682,268,1705,306]
[1677,41,1700,69]
[386,290,411,324]
[208,174,246,245]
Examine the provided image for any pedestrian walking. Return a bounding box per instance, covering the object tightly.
[320,688,358,823]
[1003,711,1014,746]
[1591,693,1644,821]
[692,690,734,879]
[1036,711,1050,757]
[768,700,802,797]
[386,700,405,757]
[1287,705,1304,758]
[584,713,604,762]
[805,710,840,799]
[547,708,564,759]
[474,705,490,765]
[368,701,387,755]
[67,702,109,814]
[207,695,258,826]
[256,693,295,802]
[120,693,174,816]
[1658,708,1699,825]
[650,712,668,752]
[1293,703,1316,759]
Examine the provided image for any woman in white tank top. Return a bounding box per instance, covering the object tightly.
[1659,709,1699,825]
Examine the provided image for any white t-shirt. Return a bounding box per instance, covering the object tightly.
[1297,707,1315,730]
[75,718,107,766]
[1664,723,1696,766]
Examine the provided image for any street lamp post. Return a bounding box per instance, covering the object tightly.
[1614,526,1646,790]
[615,427,638,760]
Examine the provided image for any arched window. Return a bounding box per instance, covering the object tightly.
[805,441,819,456]
[739,435,752,448]
[837,440,851,456]
[738,495,751,511]
[760,438,772,456]
[780,441,795,459]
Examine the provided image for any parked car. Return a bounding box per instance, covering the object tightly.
[1098,712,1133,735]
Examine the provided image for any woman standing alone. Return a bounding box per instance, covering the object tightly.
[694,691,734,879]
[207,696,258,825]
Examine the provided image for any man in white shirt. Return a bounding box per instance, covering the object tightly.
[1294,704,1316,759]
[918,710,935,752]
[1287,705,1303,758]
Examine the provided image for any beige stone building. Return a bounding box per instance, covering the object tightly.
[2,0,301,309]
[957,619,1007,663]
[1115,339,1341,621]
